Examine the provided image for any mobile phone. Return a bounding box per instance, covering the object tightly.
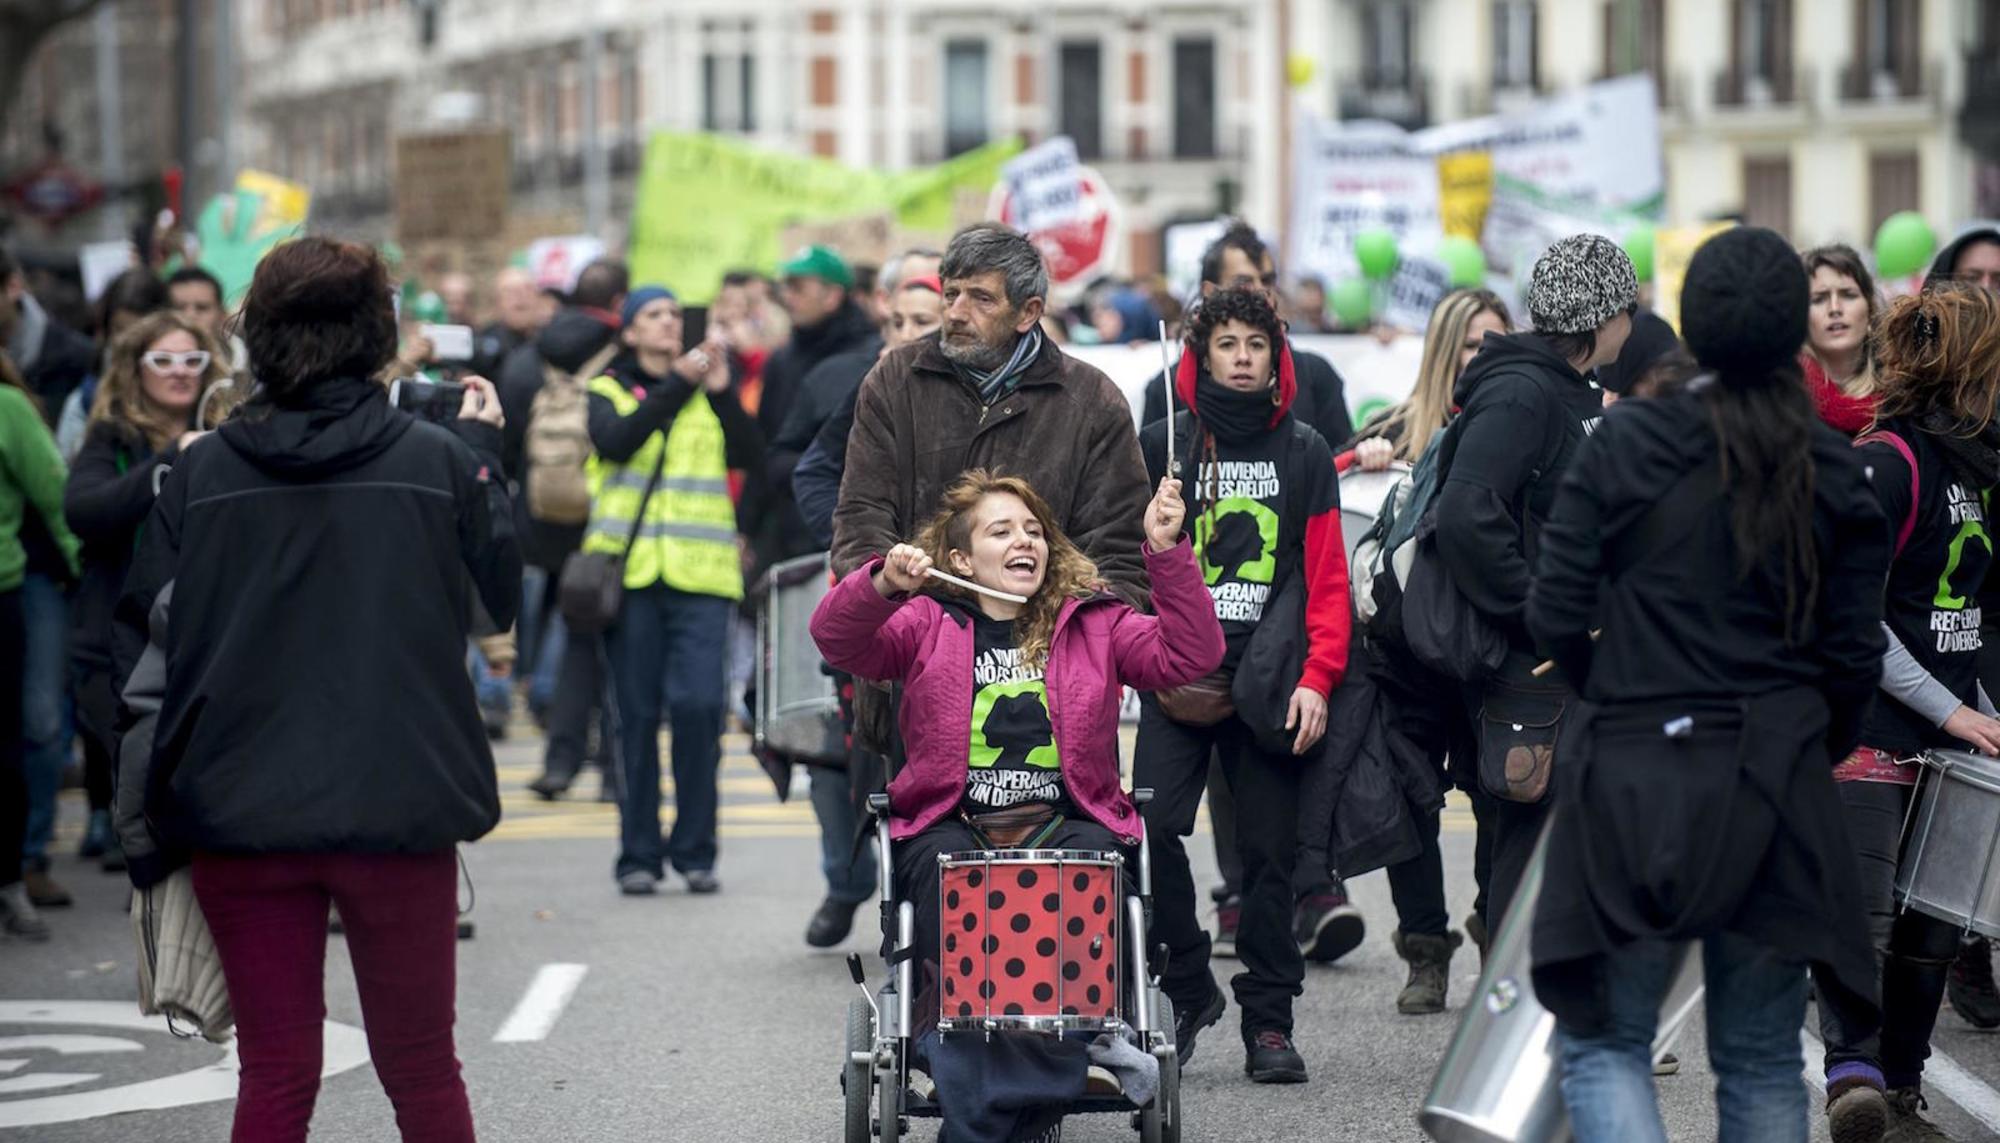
[389,377,469,424]
[422,323,476,363]
[680,306,709,351]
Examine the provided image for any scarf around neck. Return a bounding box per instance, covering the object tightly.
[1191,367,1282,445]
[958,326,1044,407]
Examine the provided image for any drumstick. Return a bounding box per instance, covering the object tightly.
[1531,629,1602,678]
[1158,320,1176,469]
[925,566,1030,605]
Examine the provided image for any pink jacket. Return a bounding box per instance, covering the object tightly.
[809,539,1226,844]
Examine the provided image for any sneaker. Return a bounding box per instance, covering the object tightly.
[1296,888,1366,964]
[683,869,721,894]
[1173,985,1226,1066]
[1948,937,2000,1030]
[1652,1052,1680,1077]
[1244,1030,1308,1084]
[619,871,660,896]
[1213,895,1241,959]
[806,897,863,948]
[1884,1087,1952,1143]
[1826,1075,1889,1143]
[0,882,50,941]
[99,833,127,874]
[1392,929,1462,1015]
[79,808,111,859]
[526,772,572,801]
[24,868,72,909]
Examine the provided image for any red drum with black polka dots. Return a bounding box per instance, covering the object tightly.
[937,850,1123,1031]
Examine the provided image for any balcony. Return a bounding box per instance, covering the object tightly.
[1338,68,1430,130]
[1839,58,1938,106]
[1963,53,2000,161]
[1712,64,1804,110]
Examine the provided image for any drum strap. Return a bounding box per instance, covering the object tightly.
[962,805,1063,849]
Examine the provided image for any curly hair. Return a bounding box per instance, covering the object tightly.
[89,310,235,452]
[913,470,1100,673]
[1185,287,1282,354]
[1872,283,2000,433]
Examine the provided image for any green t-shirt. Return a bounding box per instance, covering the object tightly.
[965,613,1064,810]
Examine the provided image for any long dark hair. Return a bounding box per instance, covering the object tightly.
[1700,361,1820,643]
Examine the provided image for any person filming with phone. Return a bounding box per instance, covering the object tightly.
[112,236,521,1142]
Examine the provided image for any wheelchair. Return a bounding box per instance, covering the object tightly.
[841,789,1183,1142]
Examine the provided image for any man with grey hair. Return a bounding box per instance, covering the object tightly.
[831,223,1149,599]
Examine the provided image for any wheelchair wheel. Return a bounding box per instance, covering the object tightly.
[843,996,872,1143]
[1139,997,1181,1143]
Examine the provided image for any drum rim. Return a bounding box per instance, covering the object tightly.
[937,849,1126,866]
[1923,749,2000,795]
[937,1014,1126,1033]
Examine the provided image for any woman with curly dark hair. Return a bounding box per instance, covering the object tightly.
[113,236,521,1142]
[1130,286,1352,1084]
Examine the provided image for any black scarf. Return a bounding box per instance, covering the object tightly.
[1917,410,2000,491]
[1191,368,1279,446]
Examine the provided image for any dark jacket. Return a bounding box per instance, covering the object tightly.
[1925,225,2000,290]
[757,301,881,442]
[114,377,522,856]
[752,303,881,569]
[473,321,532,380]
[12,297,95,428]
[1141,340,1353,451]
[495,306,621,570]
[769,347,876,511]
[65,421,180,671]
[830,333,1151,607]
[1525,388,1887,1036]
[1434,332,1604,649]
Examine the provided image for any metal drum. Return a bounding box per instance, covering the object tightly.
[754,552,846,763]
[1420,818,1704,1143]
[936,849,1124,1034]
[1338,462,1412,565]
[1896,749,2000,937]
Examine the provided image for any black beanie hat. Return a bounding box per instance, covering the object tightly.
[1679,226,1808,373]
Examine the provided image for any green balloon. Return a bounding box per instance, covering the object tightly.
[1875,211,1937,279]
[1439,236,1487,288]
[1330,279,1374,327]
[1623,224,1656,282]
[1354,229,1400,280]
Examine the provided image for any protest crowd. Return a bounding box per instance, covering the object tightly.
[10,145,2000,1143]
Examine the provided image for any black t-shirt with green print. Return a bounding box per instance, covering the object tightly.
[964,613,1066,811]
[1859,419,1996,753]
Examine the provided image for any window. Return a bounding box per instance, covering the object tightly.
[701,22,758,134]
[1363,1,1414,89]
[1743,155,1794,239]
[1492,1,1537,91]
[1855,0,1921,98]
[1869,151,1920,234]
[1172,36,1217,159]
[1724,0,1795,104]
[1058,41,1103,160]
[1603,0,1667,85]
[944,40,990,157]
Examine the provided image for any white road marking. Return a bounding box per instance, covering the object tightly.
[0,1073,100,1095]
[494,963,589,1043]
[1802,1030,2000,1132]
[0,1034,143,1055]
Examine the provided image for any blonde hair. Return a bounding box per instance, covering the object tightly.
[89,311,235,452]
[914,470,1100,673]
[1375,289,1511,461]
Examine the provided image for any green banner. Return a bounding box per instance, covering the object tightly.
[628,133,1019,304]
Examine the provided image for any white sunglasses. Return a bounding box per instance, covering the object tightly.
[142,350,211,373]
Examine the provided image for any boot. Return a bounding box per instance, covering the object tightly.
[1825,1074,1889,1143]
[1464,912,1490,968]
[0,882,50,941]
[1883,1087,1953,1143]
[1393,929,1463,1015]
[1947,936,2000,1029]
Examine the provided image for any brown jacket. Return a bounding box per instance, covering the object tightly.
[831,333,1151,605]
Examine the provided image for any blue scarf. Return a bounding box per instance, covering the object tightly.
[960,327,1045,407]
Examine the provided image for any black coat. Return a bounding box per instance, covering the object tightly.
[749,303,880,569]
[19,308,94,429]
[115,377,522,856]
[65,421,179,671]
[1524,387,1888,1036]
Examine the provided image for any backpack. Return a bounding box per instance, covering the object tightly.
[1350,430,1447,644]
[524,343,620,526]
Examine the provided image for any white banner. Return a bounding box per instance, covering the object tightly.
[1289,119,1443,287]
[1414,75,1664,211]
[999,137,1086,235]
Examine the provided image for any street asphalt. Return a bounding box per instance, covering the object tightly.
[7,729,2000,1141]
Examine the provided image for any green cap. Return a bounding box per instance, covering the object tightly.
[778,244,853,288]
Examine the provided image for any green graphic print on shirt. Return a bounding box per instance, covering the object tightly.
[966,614,1064,810]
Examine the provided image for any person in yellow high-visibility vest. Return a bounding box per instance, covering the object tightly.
[587,286,762,896]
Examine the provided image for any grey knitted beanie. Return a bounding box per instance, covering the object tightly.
[1527,234,1640,335]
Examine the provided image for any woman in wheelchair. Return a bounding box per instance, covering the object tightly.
[810,469,1224,1141]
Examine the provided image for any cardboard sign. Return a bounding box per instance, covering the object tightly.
[395,131,511,244]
